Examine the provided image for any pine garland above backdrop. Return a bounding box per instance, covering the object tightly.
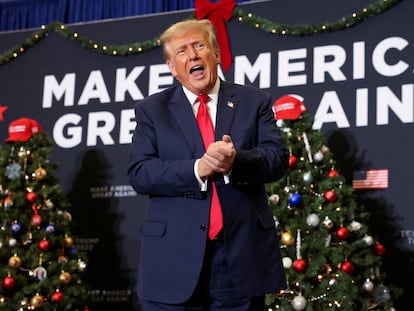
[0,0,401,66]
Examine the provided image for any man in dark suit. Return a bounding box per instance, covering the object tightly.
[128,19,288,311]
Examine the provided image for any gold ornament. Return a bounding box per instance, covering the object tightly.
[30,293,44,308]
[281,231,295,246]
[8,255,22,268]
[59,271,71,284]
[64,236,74,248]
[34,167,47,181]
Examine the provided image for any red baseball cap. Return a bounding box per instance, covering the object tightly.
[273,94,306,120]
[5,117,43,143]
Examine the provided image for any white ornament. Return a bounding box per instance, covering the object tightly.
[291,295,307,311]
[323,216,333,229]
[282,257,293,269]
[276,119,284,128]
[363,235,374,246]
[306,213,320,227]
[363,279,374,292]
[349,220,362,231]
[9,238,17,247]
[268,194,279,204]
[313,151,324,162]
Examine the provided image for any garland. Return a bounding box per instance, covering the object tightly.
[0,0,401,66]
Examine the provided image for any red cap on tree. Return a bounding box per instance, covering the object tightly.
[273,94,306,120]
[5,117,43,143]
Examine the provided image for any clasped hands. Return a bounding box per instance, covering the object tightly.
[198,134,236,179]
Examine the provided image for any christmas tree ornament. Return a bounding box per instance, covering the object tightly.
[362,278,374,292]
[339,260,354,274]
[313,151,324,162]
[8,255,22,268]
[327,169,338,177]
[349,220,362,231]
[302,132,313,163]
[288,193,302,207]
[33,167,47,181]
[10,221,23,234]
[5,163,21,180]
[2,275,15,290]
[373,285,391,304]
[33,254,47,281]
[323,190,337,202]
[26,190,37,204]
[306,213,320,227]
[363,235,374,246]
[8,237,17,247]
[281,231,295,246]
[38,238,51,251]
[78,259,87,272]
[293,259,307,272]
[64,235,74,248]
[45,223,56,234]
[323,216,333,229]
[335,226,350,240]
[282,256,293,269]
[59,271,72,284]
[31,214,42,226]
[3,193,13,210]
[289,155,298,168]
[44,199,54,209]
[291,295,307,311]
[268,194,279,205]
[51,290,64,303]
[302,171,313,184]
[375,243,386,256]
[30,293,44,308]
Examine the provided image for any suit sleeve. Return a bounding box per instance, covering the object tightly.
[230,92,289,185]
[127,100,204,198]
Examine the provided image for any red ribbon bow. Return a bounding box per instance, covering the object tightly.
[194,0,235,72]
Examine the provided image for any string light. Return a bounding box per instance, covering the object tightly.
[0,0,402,66]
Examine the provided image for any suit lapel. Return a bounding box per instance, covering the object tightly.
[168,88,205,156]
[216,81,238,139]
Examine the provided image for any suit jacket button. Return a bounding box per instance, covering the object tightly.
[200,225,206,231]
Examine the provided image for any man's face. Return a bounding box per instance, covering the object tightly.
[166,29,220,95]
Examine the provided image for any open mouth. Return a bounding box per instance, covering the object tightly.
[190,65,204,74]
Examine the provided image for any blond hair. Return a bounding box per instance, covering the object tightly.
[160,19,220,61]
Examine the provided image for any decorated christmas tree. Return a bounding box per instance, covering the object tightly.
[0,118,90,310]
[266,96,399,311]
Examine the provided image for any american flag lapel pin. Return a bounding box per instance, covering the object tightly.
[227,101,234,108]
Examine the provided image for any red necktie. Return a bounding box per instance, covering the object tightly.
[196,94,223,240]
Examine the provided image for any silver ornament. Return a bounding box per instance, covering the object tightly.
[303,171,313,184]
[313,151,324,162]
[306,213,320,227]
[363,235,374,246]
[291,295,307,311]
[282,257,293,269]
[349,220,362,231]
[363,279,374,292]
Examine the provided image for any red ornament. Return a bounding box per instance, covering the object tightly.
[293,259,307,272]
[327,169,338,177]
[31,214,42,226]
[336,226,350,240]
[323,190,337,202]
[26,191,37,203]
[375,243,386,256]
[289,155,298,168]
[38,239,51,251]
[3,275,15,289]
[51,291,64,303]
[339,260,354,274]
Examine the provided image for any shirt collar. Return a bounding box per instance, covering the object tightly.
[183,78,220,105]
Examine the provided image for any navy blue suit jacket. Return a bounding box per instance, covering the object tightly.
[128,80,288,304]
